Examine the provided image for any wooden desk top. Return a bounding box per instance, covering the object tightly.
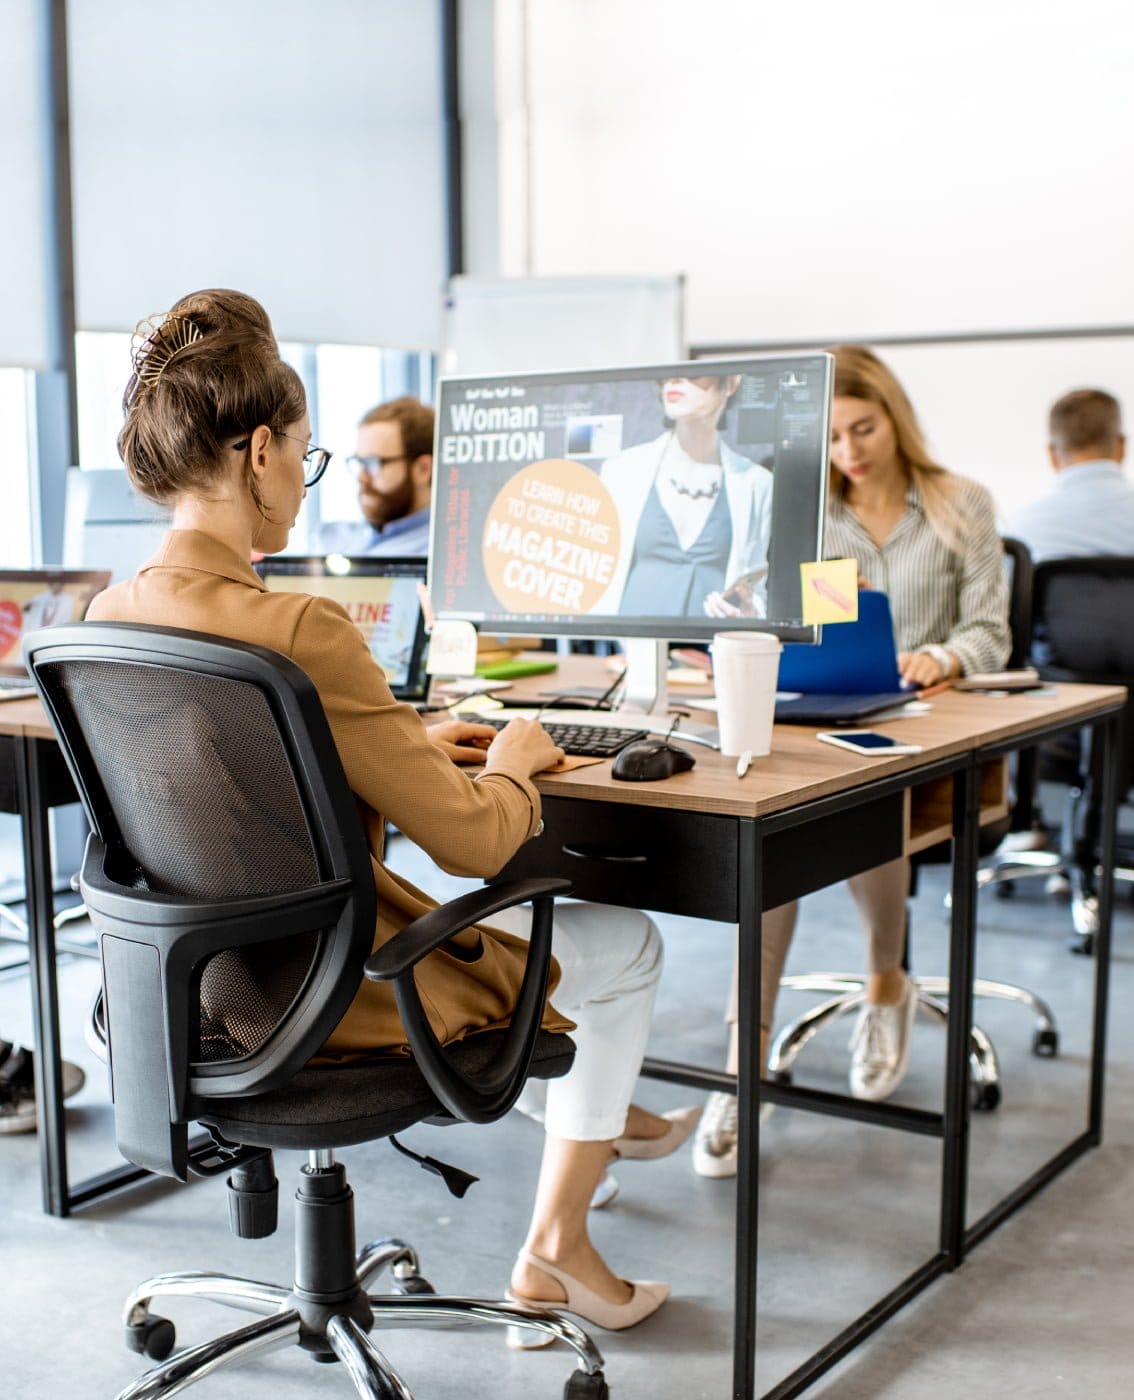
[0,697,56,742]
[4,672,1123,822]
[524,671,1126,819]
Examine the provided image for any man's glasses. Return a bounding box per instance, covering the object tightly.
[345,453,409,477]
[231,431,332,488]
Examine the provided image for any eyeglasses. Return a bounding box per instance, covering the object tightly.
[345,453,409,477]
[231,431,332,488]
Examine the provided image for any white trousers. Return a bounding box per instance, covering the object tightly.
[489,900,663,1142]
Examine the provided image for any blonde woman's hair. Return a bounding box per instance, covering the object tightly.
[829,344,966,553]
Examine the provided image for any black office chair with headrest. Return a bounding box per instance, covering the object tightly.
[768,538,1055,1110]
[24,622,607,1400]
[976,554,1134,953]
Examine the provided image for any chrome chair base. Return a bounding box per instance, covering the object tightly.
[116,1241,606,1400]
[973,852,1134,953]
[768,971,1052,1112]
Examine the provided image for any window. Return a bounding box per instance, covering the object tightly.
[73,332,435,552]
[0,369,35,567]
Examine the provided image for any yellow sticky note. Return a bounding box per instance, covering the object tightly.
[800,559,860,624]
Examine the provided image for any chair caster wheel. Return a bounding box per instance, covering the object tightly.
[970,1081,1001,1112]
[994,880,1015,899]
[392,1273,435,1295]
[1033,1028,1059,1057]
[564,1368,610,1399]
[1070,935,1095,957]
[768,1068,793,1087]
[126,1316,176,1361]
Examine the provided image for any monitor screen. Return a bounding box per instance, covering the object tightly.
[429,355,832,642]
[255,555,430,700]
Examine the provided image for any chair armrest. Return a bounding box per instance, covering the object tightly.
[365,876,574,1126]
[363,877,572,980]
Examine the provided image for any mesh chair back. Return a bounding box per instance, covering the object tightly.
[1001,536,1035,670]
[1033,556,1134,797]
[26,624,375,1097]
[1034,556,1134,676]
[49,658,327,1062]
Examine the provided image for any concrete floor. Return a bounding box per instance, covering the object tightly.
[2,810,1132,1399]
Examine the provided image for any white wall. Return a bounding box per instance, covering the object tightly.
[485,0,1134,514]
[507,0,1134,343]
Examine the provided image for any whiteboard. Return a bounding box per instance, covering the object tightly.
[879,337,1134,523]
[694,333,1134,523]
[441,274,685,376]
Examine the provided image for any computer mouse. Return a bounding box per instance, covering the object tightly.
[611,739,696,782]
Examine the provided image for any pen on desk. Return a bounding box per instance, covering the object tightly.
[736,750,752,778]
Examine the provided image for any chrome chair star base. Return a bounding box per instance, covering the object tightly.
[117,1151,605,1400]
[766,973,1038,1111]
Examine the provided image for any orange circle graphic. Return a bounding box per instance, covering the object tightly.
[483,460,621,615]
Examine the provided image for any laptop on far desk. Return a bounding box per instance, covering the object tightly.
[255,556,432,707]
[774,590,912,725]
[0,568,112,701]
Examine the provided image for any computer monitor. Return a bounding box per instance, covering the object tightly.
[429,355,832,711]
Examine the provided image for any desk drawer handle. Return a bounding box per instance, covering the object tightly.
[562,844,649,864]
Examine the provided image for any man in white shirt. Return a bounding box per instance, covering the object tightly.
[319,396,434,558]
[1005,389,1134,563]
[1002,389,1133,858]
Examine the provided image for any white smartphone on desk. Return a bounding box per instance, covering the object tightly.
[817,730,924,756]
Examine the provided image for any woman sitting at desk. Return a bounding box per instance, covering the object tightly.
[89,289,696,1340]
[692,344,1011,1177]
[597,375,773,618]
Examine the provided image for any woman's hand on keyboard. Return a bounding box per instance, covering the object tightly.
[425,719,499,765]
[484,717,566,777]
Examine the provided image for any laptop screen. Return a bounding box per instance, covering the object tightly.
[0,569,112,677]
[256,555,430,702]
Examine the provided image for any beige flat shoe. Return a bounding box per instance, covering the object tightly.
[505,1246,669,1350]
[611,1105,701,1161]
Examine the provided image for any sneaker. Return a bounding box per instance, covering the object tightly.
[691,1091,773,1178]
[848,977,919,1102]
[0,1042,86,1135]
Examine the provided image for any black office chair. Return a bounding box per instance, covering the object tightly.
[976,555,1134,954]
[24,622,607,1400]
[768,539,1056,1109]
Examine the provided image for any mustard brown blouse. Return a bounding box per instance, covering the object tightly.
[87,530,570,1058]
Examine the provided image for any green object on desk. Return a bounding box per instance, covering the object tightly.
[476,658,559,680]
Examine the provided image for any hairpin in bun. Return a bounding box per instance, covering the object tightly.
[130,313,204,389]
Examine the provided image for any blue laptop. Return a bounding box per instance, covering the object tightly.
[774,590,911,724]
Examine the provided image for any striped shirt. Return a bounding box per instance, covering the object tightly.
[824,475,1010,676]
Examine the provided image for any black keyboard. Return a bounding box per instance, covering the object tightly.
[481,717,649,758]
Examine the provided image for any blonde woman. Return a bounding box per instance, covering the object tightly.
[693,344,1011,1177]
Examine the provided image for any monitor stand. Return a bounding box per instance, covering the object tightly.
[616,638,670,717]
[542,637,720,747]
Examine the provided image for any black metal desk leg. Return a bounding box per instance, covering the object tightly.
[734,817,761,1400]
[940,760,979,1266]
[1088,712,1120,1143]
[17,735,69,1217]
